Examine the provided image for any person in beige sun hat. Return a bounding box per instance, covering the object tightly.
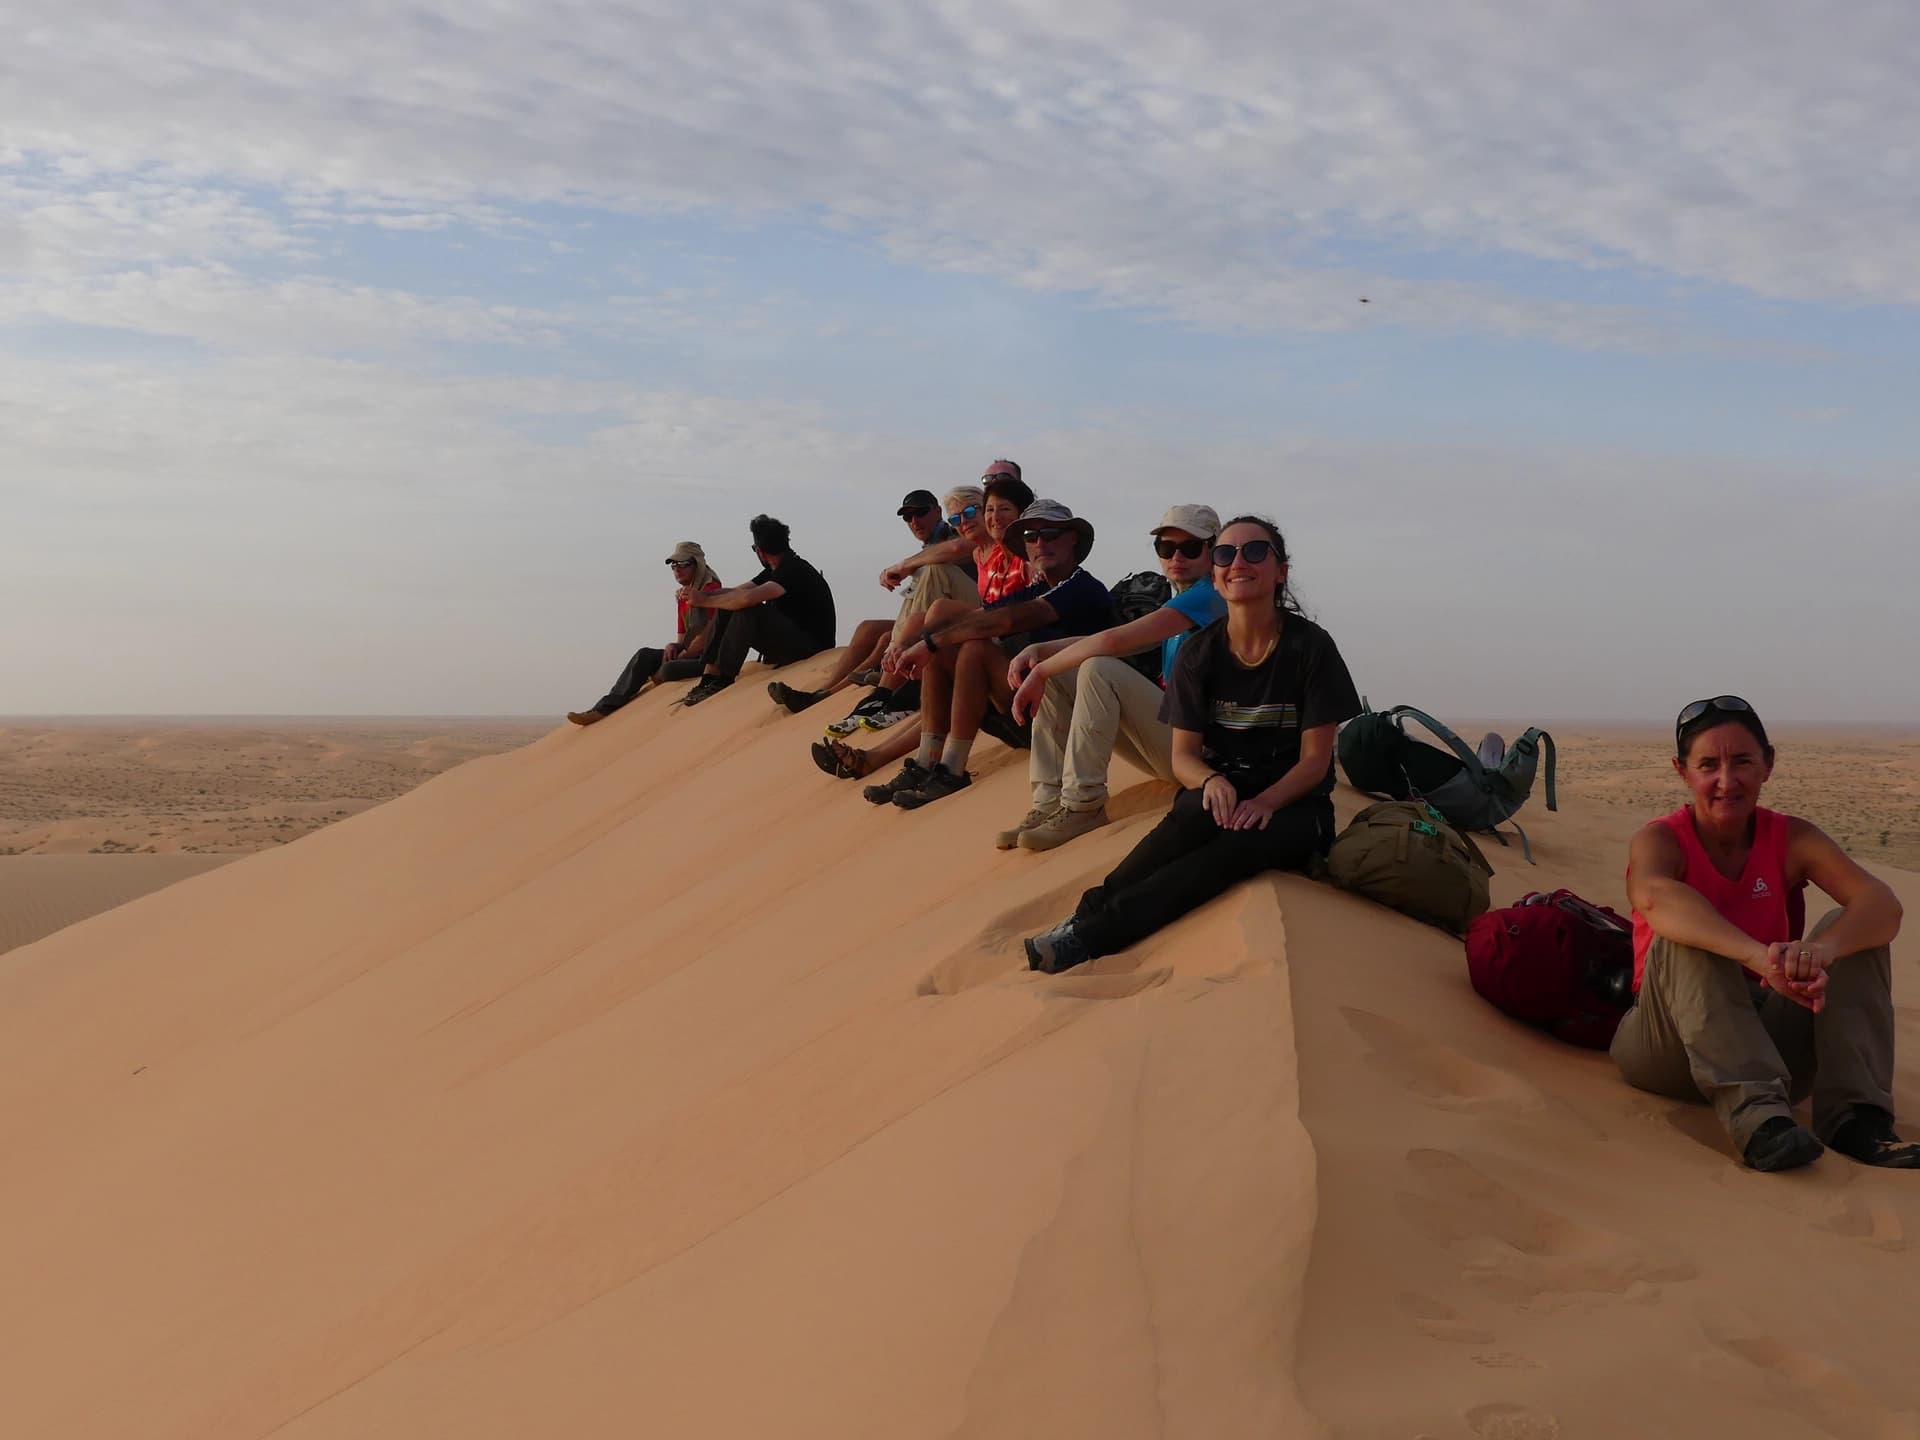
[566,541,724,725]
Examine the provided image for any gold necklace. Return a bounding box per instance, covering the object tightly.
[1229,629,1279,668]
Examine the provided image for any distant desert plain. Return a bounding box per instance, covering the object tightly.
[0,718,548,956]
[1,717,1915,960]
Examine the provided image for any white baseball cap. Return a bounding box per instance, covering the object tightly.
[1151,505,1221,539]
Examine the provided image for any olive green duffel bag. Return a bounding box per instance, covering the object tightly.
[1324,800,1494,935]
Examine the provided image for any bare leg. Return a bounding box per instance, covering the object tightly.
[914,598,974,738]
[946,637,1013,761]
[811,619,894,695]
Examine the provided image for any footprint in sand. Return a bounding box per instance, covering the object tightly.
[1465,1403,1562,1439]
[1344,1008,1546,1116]
[1397,1148,1696,1306]
[1702,1317,1917,1440]
[1821,1189,1909,1251]
[1396,1290,1496,1345]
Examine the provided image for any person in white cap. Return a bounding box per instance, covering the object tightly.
[996,504,1227,851]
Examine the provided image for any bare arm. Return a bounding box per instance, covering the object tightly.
[927,596,1056,648]
[692,580,784,611]
[1627,824,1772,973]
[881,536,974,590]
[1789,818,1904,960]
[1034,607,1187,677]
[1170,727,1215,790]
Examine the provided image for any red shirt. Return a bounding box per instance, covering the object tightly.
[976,545,1028,606]
[677,580,722,638]
[1629,805,1806,992]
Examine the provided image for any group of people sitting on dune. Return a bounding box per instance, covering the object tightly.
[566,461,1912,1174]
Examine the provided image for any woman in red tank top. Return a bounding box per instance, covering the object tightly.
[1614,697,1910,1172]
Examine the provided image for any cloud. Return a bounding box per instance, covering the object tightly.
[7,0,1916,339]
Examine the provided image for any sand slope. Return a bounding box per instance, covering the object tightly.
[0,854,233,957]
[1,663,1915,1439]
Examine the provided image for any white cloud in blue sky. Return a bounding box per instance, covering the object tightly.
[3,0,1916,720]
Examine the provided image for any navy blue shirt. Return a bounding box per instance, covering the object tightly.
[988,566,1116,641]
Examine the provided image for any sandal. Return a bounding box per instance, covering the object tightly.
[810,738,869,779]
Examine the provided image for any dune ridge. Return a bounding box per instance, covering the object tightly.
[1,659,1915,1438]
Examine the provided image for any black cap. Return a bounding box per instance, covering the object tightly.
[897,490,939,516]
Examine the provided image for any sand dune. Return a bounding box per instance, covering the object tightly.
[1,667,1915,1438]
[0,854,233,957]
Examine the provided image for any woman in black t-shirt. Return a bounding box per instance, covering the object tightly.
[1023,516,1361,974]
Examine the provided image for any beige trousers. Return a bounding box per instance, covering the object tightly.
[1611,908,1895,1150]
[1030,656,1177,812]
[891,563,979,645]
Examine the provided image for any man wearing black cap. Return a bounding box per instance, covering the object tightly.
[767,487,977,715]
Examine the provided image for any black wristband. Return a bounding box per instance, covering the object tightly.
[924,632,940,653]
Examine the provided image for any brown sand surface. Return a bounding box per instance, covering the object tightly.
[1,674,1917,1438]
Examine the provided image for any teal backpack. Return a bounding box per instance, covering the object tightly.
[1337,701,1557,861]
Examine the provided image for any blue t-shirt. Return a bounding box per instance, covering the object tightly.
[1160,578,1227,682]
[988,566,1115,641]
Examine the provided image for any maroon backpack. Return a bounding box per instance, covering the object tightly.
[1464,889,1635,1049]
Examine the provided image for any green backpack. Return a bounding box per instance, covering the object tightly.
[1324,800,1494,935]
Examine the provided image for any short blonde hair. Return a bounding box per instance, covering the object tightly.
[942,484,985,514]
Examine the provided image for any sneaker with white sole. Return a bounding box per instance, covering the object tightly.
[1024,919,1090,974]
[1017,804,1110,852]
[995,805,1058,850]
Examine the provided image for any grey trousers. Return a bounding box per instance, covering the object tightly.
[1611,909,1895,1150]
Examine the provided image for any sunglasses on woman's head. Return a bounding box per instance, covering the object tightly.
[1211,540,1273,568]
[1153,535,1211,560]
[1675,695,1755,744]
[945,504,981,526]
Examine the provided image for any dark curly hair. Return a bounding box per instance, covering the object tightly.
[748,514,792,556]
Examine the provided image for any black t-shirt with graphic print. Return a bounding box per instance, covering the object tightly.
[1162,613,1361,795]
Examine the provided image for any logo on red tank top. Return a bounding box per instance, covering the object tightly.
[1752,877,1771,897]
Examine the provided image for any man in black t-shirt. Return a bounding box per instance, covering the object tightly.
[681,515,837,706]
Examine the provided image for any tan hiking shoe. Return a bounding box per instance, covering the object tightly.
[1018,804,1109,852]
[995,805,1058,850]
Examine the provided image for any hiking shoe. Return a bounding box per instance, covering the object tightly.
[995,805,1058,850]
[1829,1107,1920,1169]
[566,709,606,727]
[892,765,972,810]
[768,682,826,714]
[980,707,1031,751]
[825,690,888,736]
[1743,1115,1824,1172]
[1018,804,1110,853]
[858,708,915,732]
[1024,919,1090,975]
[680,675,734,707]
[863,759,931,806]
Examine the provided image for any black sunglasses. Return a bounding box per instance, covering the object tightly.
[900,506,934,521]
[1153,535,1211,560]
[1211,540,1274,568]
[666,557,697,568]
[1675,695,1755,745]
[1024,526,1069,544]
[945,504,981,526]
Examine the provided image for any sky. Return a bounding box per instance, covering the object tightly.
[3,0,1917,722]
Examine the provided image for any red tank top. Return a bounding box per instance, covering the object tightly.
[1630,806,1805,992]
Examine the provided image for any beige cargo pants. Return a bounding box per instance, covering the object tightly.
[1611,908,1895,1150]
[1031,655,1177,813]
